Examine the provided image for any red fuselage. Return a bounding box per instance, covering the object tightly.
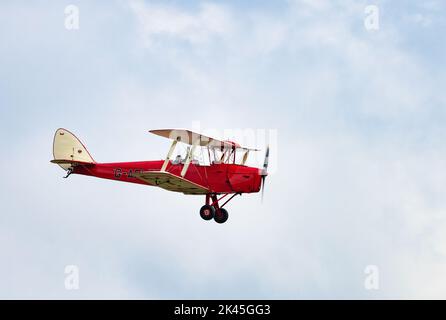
[73,160,262,194]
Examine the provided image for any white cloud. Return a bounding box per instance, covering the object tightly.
[406,13,433,27]
[129,0,233,46]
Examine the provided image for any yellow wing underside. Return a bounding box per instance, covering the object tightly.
[134,171,209,195]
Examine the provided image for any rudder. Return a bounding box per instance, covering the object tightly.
[52,128,95,170]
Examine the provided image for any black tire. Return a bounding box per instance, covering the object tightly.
[214,208,229,224]
[200,205,215,220]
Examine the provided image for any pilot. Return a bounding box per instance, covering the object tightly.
[173,154,182,164]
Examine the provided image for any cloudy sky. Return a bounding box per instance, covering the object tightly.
[1,0,445,299]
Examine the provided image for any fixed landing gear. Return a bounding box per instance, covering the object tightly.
[199,193,239,224]
[199,205,215,220]
[214,208,228,224]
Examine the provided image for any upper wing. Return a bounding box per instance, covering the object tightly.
[149,128,260,151]
[134,170,209,195]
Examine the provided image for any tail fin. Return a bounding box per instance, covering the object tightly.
[51,128,95,170]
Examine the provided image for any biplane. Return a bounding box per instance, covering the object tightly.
[51,128,269,224]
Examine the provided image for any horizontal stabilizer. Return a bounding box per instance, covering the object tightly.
[50,159,95,166]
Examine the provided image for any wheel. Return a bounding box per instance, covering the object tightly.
[214,208,229,224]
[200,205,215,220]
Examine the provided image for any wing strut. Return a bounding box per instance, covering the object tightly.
[180,138,199,177]
[161,139,178,171]
[241,150,250,165]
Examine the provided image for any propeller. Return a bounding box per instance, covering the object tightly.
[260,145,269,201]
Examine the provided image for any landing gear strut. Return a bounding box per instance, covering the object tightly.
[199,193,240,224]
